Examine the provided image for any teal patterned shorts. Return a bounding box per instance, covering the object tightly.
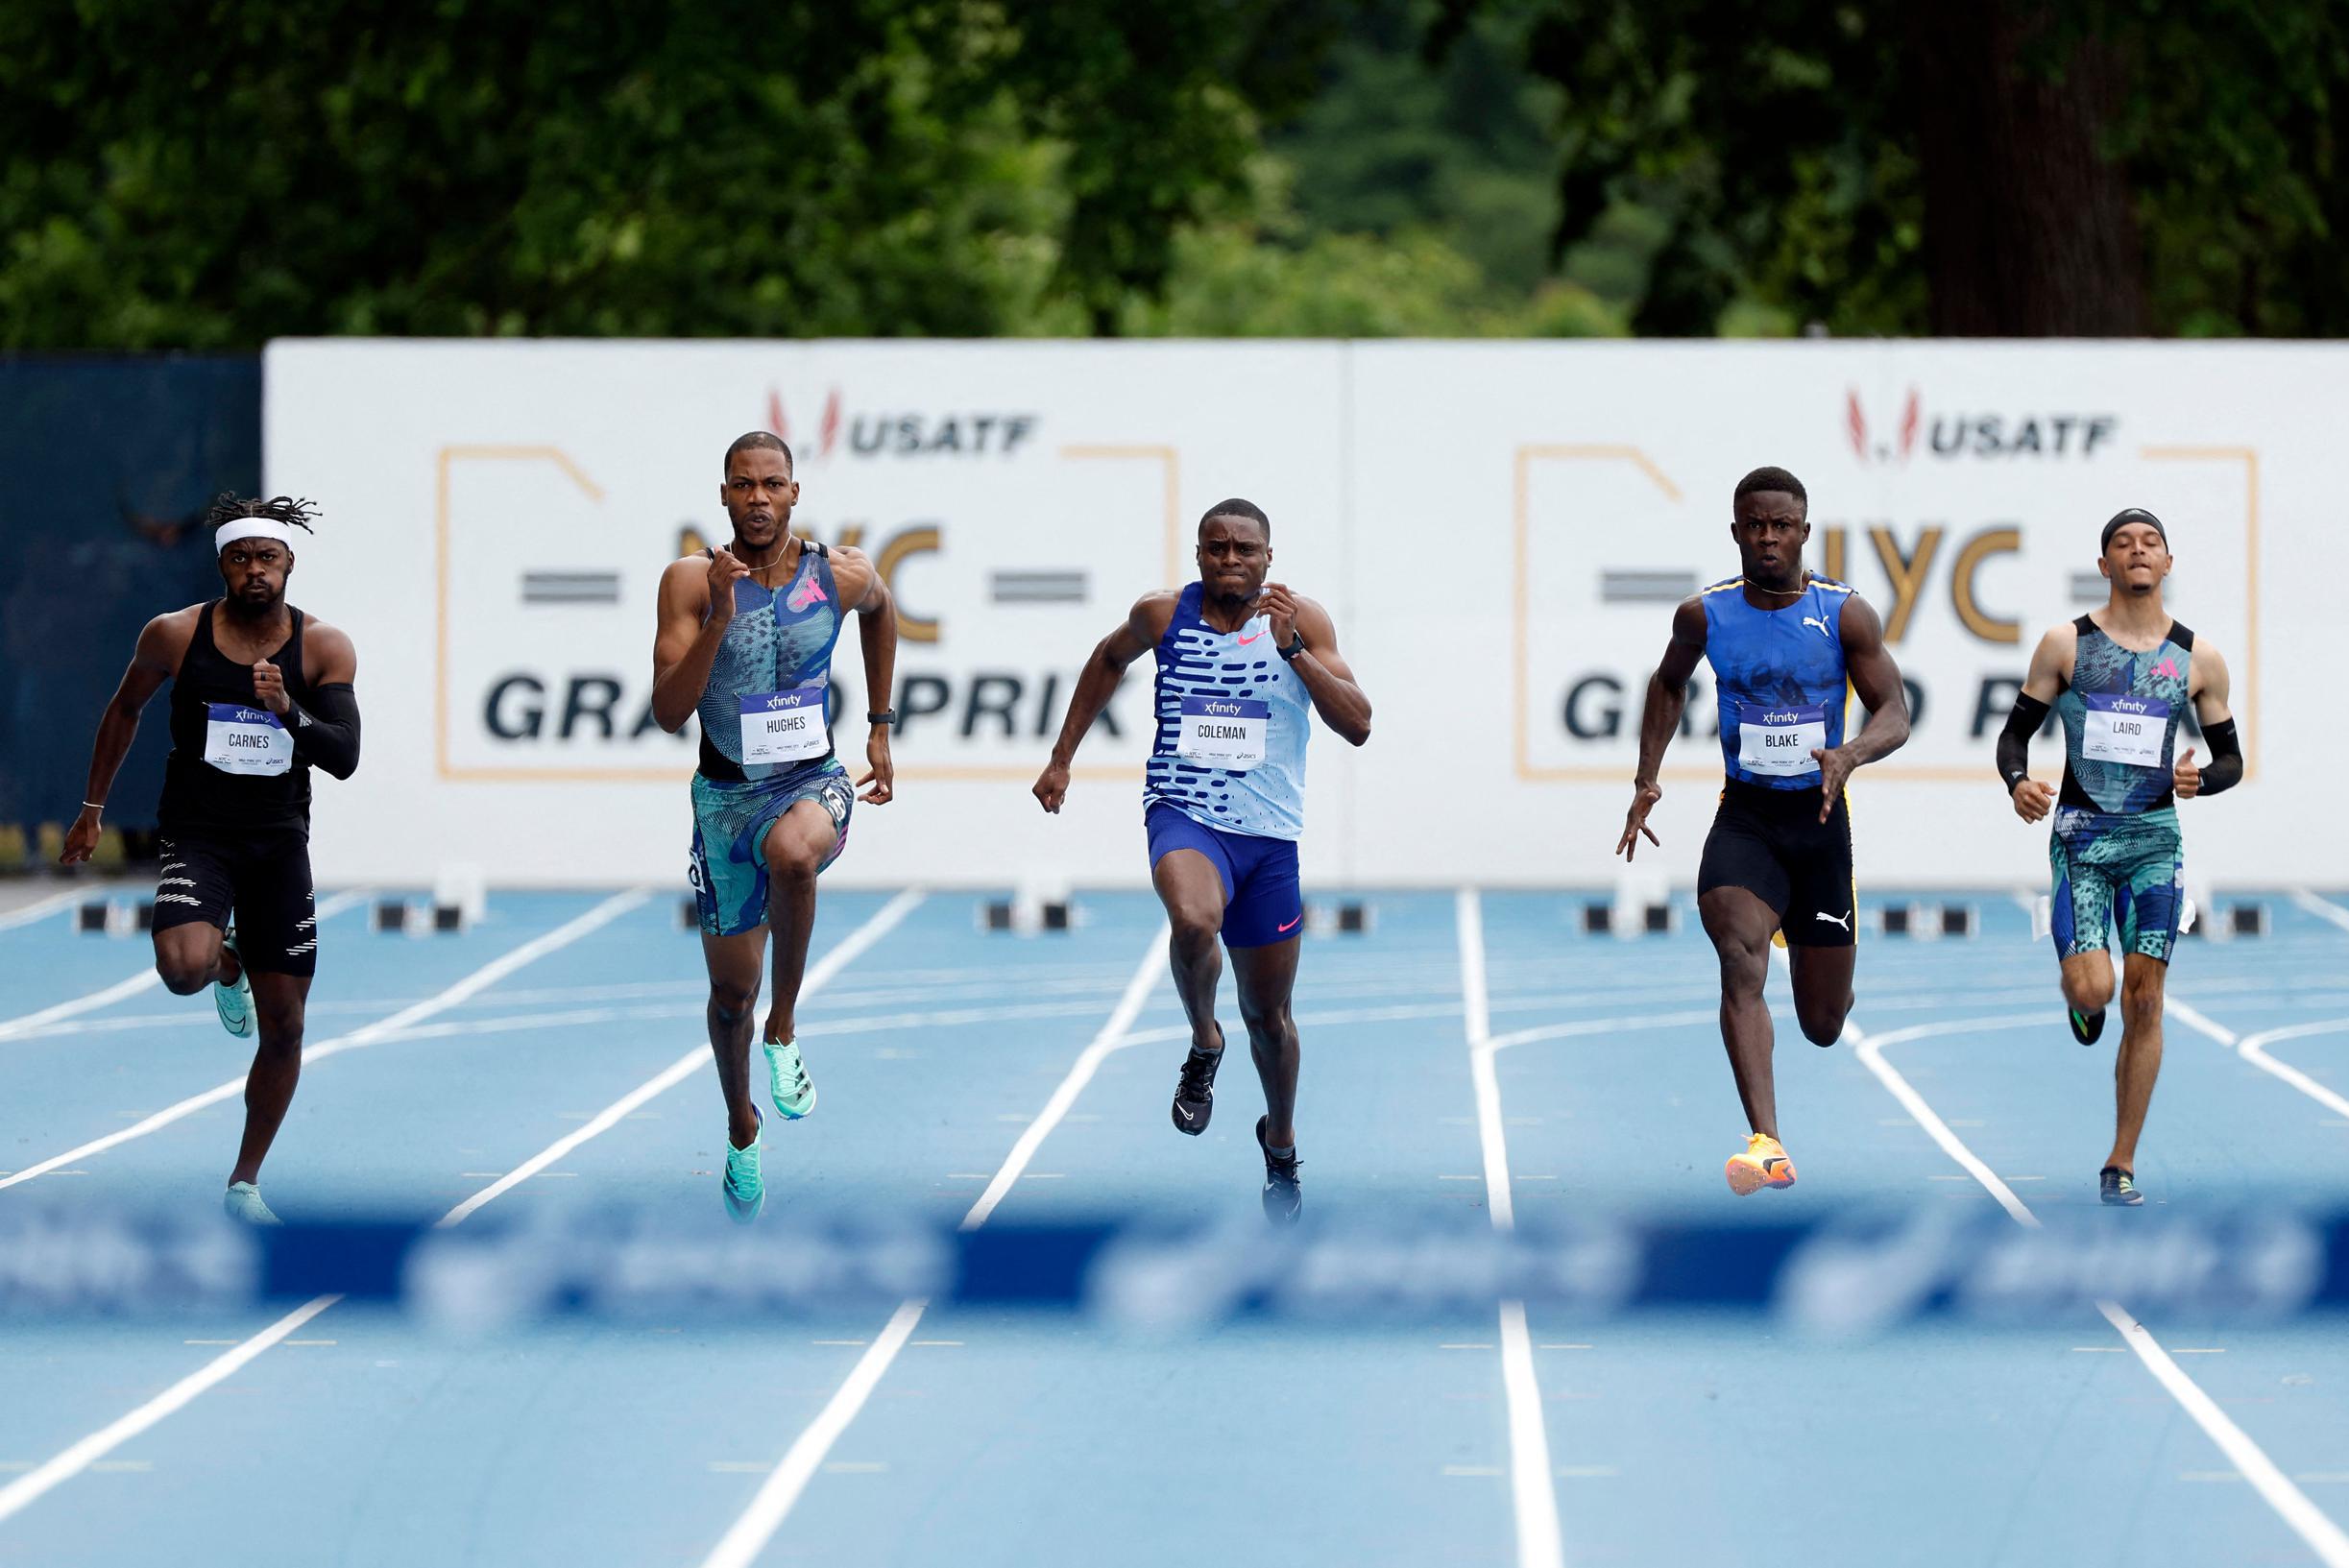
[2048,805,2184,963]
[688,760,855,937]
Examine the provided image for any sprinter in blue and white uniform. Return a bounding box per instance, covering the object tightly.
[1034,499,1372,1220]
[1615,467,1910,1196]
[652,431,899,1223]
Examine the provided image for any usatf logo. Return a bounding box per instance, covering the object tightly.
[1847,387,2117,463]
[1847,388,1922,466]
[767,388,1039,461]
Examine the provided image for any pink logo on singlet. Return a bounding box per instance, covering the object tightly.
[787,575,829,613]
[2153,658,2179,681]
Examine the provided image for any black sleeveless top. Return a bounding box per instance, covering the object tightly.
[158,602,318,833]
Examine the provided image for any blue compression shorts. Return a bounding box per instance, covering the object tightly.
[1146,803,1303,949]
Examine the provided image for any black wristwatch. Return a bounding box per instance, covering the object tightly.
[866,710,898,727]
[1275,632,1306,663]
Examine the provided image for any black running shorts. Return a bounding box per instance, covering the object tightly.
[151,827,320,977]
[1697,780,1856,948]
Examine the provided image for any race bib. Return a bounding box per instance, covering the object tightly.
[1736,704,1827,778]
[2081,693,2169,768]
[1175,695,1269,770]
[738,689,829,764]
[204,703,293,776]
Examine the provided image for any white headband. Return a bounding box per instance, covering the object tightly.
[215,519,295,552]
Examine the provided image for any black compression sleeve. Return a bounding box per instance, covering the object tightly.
[1996,692,2050,795]
[286,683,361,780]
[2196,716,2242,795]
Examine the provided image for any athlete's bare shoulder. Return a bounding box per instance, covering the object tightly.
[133,605,205,671]
[1129,589,1180,637]
[827,543,879,604]
[1669,592,1708,647]
[659,552,714,607]
[299,615,359,680]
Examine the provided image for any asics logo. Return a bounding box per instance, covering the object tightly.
[1815,910,1852,931]
[1803,615,1831,638]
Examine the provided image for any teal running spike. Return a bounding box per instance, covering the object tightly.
[723,1108,764,1223]
[764,1038,816,1120]
[223,1181,280,1226]
[2068,1005,2107,1046]
[214,929,255,1040]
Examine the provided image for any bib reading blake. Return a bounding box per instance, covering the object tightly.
[1736,703,1827,779]
[1176,695,1270,770]
[203,703,294,776]
[738,688,829,765]
[2080,693,2169,768]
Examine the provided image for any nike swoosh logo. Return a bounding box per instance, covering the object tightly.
[1277,915,1302,933]
[1237,631,1265,644]
[1175,1104,1197,1122]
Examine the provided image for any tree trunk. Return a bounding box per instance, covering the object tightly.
[1906,3,2148,335]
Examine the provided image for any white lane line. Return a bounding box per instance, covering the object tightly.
[0,890,372,1044]
[697,1300,926,1568]
[0,1292,339,1526]
[696,926,1167,1568]
[0,890,916,1531]
[1855,1016,2349,1567]
[440,889,924,1226]
[963,930,1164,1232]
[2167,1001,2349,1122]
[0,890,642,1194]
[1457,889,1565,1568]
[2290,891,2349,935]
[0,889,84,933]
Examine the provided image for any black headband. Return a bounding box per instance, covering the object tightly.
[2101,507,2167,552]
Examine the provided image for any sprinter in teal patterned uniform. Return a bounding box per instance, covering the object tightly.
[1998,507,2244,1206]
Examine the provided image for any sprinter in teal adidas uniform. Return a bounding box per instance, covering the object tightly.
[1617,467,1910,1197]
[1998,508,2242,1206]
[651,432,899,1222]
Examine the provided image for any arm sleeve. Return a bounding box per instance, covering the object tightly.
[1996,692,2050,795]
[2196,716,2242,795]
[286,683,361,780]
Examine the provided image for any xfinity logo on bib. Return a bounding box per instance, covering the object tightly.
[1846,388,2117,464]
[234,708,268,723]
[1763,711,1804,724]
[2107,698,2151,713]
[1202,700,1245,716]
[763,695,795,711]
[768,387,1039,462]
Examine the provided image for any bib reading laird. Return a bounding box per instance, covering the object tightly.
[1701,575,1853,790]
[2057,615,2193,815]
[1144,583,1309,840]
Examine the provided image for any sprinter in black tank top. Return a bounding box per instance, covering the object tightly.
[61,495,361,1226]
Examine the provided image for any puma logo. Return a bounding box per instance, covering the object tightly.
[1815,909,1852,931]
[1803,615,1832,639]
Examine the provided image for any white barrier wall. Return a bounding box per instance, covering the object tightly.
[266,339,2325,889]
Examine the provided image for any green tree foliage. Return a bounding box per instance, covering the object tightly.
[1432,0,2349,336]
[0,0,1344,346]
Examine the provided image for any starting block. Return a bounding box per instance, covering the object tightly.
[981,896,1074,934]
[372,898,470,934]
[75,899,147,937]
[1877,903,1976,939]
[1580,901,1676,936]
[1305,901,1371,936]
